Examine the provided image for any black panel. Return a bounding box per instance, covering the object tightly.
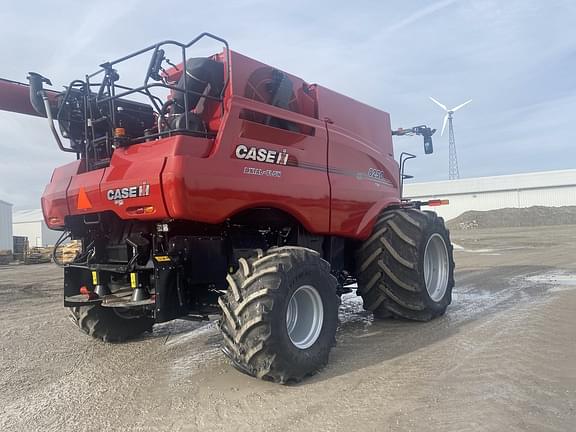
[154,263,184,323]
[168,235,227,285]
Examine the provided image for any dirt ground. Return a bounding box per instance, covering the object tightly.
[1,225,575,432]
[448,205,576,230]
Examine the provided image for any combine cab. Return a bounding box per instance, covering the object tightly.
[0,33,454,383]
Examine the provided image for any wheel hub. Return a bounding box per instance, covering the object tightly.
[286,285,324,349]
[424,233,450,302]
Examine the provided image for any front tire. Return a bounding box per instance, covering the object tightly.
[218,246,340,383]
[356,209,455,321]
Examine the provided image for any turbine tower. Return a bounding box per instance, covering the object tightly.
[429,97,472,180]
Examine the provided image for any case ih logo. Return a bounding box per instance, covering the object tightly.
[106,182,150,203]
[235,144,289,165]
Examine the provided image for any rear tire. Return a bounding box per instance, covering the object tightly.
[218,246,340,383]
[355,209,455,321]
[69,305,154,342]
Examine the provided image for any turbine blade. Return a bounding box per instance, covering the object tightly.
[451,99,472,112]
[441,114,448,136]
[429,96,447,111]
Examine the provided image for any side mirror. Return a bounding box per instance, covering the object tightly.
[148,49,166,81]
[392,125,435,155]
[424,134,433,154]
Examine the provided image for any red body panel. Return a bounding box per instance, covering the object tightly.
[162,101,331,233]
[42,50,400,240]
[316,86,400,238]
[41,160,81,227]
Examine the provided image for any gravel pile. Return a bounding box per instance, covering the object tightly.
[447,206,576,230]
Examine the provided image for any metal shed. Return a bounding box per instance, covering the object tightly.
[12,209,61,247]
[404,169,576,220]
[0,199,13,252]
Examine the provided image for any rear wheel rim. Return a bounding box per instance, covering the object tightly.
[286,285,324,349]
[424,233,450,302]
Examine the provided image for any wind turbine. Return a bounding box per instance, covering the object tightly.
[429,97,472,180]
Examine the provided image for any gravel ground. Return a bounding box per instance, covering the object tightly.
[1,225,575,431]
[448,205,576,230]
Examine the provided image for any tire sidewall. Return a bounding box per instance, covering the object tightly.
[417,217,454,313]
[269,259,339,376]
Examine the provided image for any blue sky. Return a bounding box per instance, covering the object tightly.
[1,0,575,208]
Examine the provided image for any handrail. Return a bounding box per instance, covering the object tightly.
[42,91,76,153]
[63,33,232,169]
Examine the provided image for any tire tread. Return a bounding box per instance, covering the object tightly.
[356,209,455,321]
[219,247,339,383]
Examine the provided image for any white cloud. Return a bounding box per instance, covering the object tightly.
[385,0,462,33]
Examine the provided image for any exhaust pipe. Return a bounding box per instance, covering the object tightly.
[27,72,52,117]
[27,72,76,153]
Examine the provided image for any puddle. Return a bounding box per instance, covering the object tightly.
[338,288,374,333]
[171,346,222,374]
[462,248,499,254]
[525,272,576,292]
[153,319,217,345]
[452,287,497,303]
[164,322,217,346]
[452,243,504,256]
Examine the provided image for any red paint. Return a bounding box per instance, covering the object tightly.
[426,199,449,207]
[40,50,401,240]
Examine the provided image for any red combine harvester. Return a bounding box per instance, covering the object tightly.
[0,33,454,383]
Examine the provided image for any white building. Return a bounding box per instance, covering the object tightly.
[404,169,576,221]
[0,199,13,252]
[12,209,62,247]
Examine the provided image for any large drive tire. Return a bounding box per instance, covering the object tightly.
[69,305,154,342]
[218,246,340,384]
[356,209,455,321]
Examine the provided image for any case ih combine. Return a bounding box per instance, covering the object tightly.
[1,33,454,383]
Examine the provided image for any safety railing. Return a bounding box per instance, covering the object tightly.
[59,33,231,170]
